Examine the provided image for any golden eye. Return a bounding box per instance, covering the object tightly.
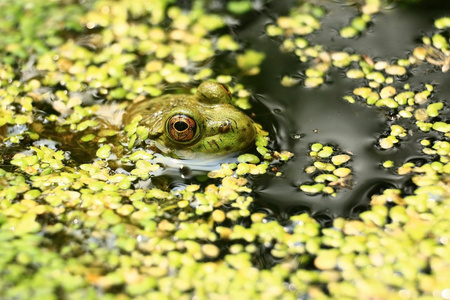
[219,83,232,99]
[167,114,196,142]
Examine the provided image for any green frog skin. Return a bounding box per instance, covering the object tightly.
[122,81,257,158]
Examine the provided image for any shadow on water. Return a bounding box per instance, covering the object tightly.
[232,1,450,218]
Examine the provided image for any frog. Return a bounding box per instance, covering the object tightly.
[0,82,257,163]
[122,81,257,158]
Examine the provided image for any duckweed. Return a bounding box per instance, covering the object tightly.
[96,144,111,159]
[301,143,353,196]
[1,0,450,299]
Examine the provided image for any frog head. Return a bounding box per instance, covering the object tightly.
[124,82,257,158]
[162,82,256,157]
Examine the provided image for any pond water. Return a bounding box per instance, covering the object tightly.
[2,1,448,220]
[1,0,450,298]
[233,0,450,221]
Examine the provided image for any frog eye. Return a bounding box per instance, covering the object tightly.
[167,114,196,142]
[219,83,231,98]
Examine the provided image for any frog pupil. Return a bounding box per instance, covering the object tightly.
[175,121,188,131]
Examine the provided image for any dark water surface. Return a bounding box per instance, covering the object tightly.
[12,0,450,223]
[234,1,450,220]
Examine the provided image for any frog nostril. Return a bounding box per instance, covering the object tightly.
[219,120,232,133]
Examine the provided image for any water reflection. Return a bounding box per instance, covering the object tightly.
[236,2,449,218]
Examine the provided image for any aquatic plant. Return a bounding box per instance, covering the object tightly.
[1,0,449,299]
